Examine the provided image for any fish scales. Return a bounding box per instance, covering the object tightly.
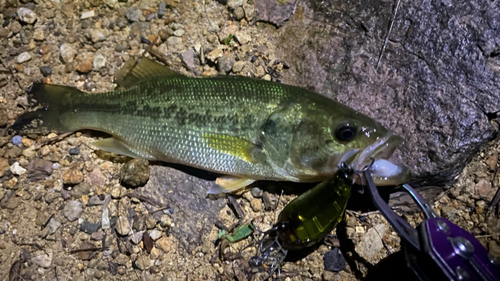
[12,57,411,191]
[59,76,301,179]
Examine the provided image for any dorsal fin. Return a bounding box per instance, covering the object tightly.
[115,57,184,89]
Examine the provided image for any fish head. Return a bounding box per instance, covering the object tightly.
[288,104,410,186]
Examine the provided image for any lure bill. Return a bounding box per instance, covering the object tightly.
[11,57,410,193]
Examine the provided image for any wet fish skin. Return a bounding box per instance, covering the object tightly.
[12,58,410,190]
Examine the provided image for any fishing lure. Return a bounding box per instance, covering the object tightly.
[250,164,354,277]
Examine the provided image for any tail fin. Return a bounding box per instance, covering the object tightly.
[10,83,81,134]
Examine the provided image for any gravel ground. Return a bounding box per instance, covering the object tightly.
[0,1,499,280]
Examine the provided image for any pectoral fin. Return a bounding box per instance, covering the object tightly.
[92,138,156,160]
[207,176,256,194]
[202,133,261,164]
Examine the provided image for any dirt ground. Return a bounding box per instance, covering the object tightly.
[0,0,499,280]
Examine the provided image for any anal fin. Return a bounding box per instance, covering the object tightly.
[92,138,156,160]
[208,176,256,194]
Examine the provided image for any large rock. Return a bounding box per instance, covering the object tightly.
[272,0,499,200]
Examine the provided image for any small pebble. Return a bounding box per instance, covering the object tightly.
[33,28,45,41]
[486,152,498,171]
[207,34,217,43]
[232,61,245,72]
[10,162,27,175]
[173,29,185,37]
[116,216,131,236]
[142,232,154,254]
[80,222,101,234]
[114,253,129,266]
[117,266,127,275]
[102,208,111,229]
[69,146,80,155]
[111,185,127,198]
[115,17,128,29]
[5,197,21,209]
[182,49,195,70]
[35,211,52,226]
[76,61,92,73]
[17,7,37,24]
[120,159,150,187]
[131,231,145,244]
[17,52,32,64]
[115,41,129,52]
[45,192,60,204]
[149,265,161,274]
[250,198,262,212]
[158,1,167,16]
[227,0,243,9]
[91,29,108,43]
[5,146,22,158]
[48,218,61,235]
[235,30,251,44]
[156,236,170,252]
[77,242,97,261]
[91,230,104,241]
[63,168,84,185]
[145,216,157,229]
[6,178,18,189]
[233,7,245,20]
[133,214,145,231]
[61,190,72,200]
[31,252,52,268]
[94,270,103,279]
[217,55,234,74]
[251,187,263,198]
[149,229,162,240]
[63,200,83,222]
[125,6,142,22]
[10,21,21,34]
[88,195,106,206]
[93,54,106,70]
[323,247,346,272]
[135,255,152,271]
[159,215,171,228]
[166,36,183,48]
[40,66,52,76]
[81,10,95,20]
[145,13,157,21]
[0,158,9,177]
[72,182,92,198]
[11,135,22,146]
[60,43,77,64]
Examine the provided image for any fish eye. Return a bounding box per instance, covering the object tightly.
[334,124,357,141]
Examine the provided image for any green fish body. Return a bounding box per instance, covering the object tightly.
[13,58,410,192]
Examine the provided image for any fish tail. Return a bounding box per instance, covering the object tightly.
[10,82,81,134]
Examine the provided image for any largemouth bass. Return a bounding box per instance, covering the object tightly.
[12,57,410,193]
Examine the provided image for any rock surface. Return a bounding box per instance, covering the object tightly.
[132,166,225,252]
[274,0,499,197]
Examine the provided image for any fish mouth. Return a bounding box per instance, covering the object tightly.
[348,134,411,186]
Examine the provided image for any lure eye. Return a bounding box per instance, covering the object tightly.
[334,124,357,141]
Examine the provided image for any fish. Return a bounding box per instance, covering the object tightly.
[11,57,410,193]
